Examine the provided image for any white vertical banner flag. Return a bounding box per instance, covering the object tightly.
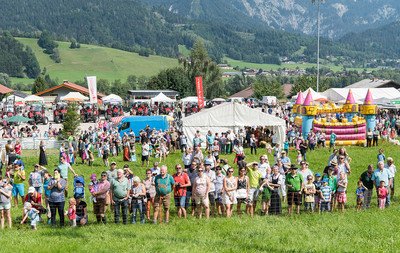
[87,76,97,103]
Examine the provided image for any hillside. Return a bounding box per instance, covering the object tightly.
[15,38,179,82]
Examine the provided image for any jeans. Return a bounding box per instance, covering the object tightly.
[320,202,330,212]
[131,199,145,224]
[114,198,128,224]
[250,146,257,155]
[49,201,65,226]
[363,189,373,209]
[185,190,192,209]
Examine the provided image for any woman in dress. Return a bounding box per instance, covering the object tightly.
[123,138,130,161]
[143,169,156,221]
[236,167,249,216]
[39,140,48,166]
[269,165,282,215]
[68,142,75,165]
[222,168,237,218]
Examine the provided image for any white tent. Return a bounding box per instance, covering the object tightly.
[60,92,89,102]
[24,95,44,103]
[151,92,175,103]
[182,102,286,147]
[292,87,328,101]
[322,88,400,103]
[102,94,123,103]
[3,95,25,103]
[180,96,198,103]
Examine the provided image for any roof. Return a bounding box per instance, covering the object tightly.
[35,81,105,98]
[322,88,400,103]
[128,90,178,97]
[0,84,13,95]
[13,90,28,98]
[346,79,400,89]
[229,86,253,98]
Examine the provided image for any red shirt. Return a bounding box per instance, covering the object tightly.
[173,172,190,197]
[15,144,21,155]
[24,193,42,207]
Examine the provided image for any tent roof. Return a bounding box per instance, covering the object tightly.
[182,102,285,127]
[24,95,44,102]
[322,88,400,103]
[102,94,123,103]
[291,87,327,101]
[60,92,89,102]
[151,92,175,103]
[180,96,198,103]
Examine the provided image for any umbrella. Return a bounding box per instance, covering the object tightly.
[5,115,32,123]
[102,94,123,103]
[61,92,89,102]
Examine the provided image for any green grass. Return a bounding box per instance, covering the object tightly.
[14,38,179,84]
[178,45,191,57]
[1,141,399,252]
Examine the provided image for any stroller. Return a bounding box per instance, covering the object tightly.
[73,176,85,199]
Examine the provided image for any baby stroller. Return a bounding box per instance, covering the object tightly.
[73,176,85,199]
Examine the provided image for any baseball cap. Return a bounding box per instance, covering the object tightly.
[330,161,338,166]
[315,173,321,177]
[28,186,35,194]
[111,162,116,165]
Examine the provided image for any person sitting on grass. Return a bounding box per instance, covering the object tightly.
[21,202,40,230]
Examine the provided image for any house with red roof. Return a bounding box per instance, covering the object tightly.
[35,81,105,103]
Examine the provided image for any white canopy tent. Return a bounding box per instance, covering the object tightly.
[3,95,25,103]
[102,94,123,104]
[180,96,198,103]
[291,87,328,102]
[322,88,400,103]
[151,92,176,103]
[24,95,44,103]
[182,102,286,147]
[60,92,89,102]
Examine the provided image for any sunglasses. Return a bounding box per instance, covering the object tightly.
[228,170,234,173]
[176,167,182,169]
[198,170,204,172]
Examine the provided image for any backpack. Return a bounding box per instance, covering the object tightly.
[73,176,85,199]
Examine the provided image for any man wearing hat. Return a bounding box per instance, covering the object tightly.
[285,165,303,215]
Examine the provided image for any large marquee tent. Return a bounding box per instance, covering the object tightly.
[182,102,286,147]
[322,88,400,103]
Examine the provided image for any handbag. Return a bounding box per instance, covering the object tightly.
[236,188,247,199]
[131,154,137,162]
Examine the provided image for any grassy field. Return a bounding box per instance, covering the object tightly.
[13,38,179,84]
[1,140,399,252]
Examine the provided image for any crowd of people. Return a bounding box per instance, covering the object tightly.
[0,118,397,230]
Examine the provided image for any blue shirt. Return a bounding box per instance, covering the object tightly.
[206,135,214,145]
[372,168,392,187]
[330,133,337,143]
[48,178,67,202]
[377,154,386,163]
[320,185,332,202]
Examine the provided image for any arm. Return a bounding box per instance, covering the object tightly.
[245,176,250,195]
[180,175,191,188]
[20,213,29,224]
[141,184,146,197]
[206,177,211,195]
[69,164,77,176]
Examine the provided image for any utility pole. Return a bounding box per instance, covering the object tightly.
[316,0,321,92]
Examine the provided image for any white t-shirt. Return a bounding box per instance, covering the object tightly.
[205,170,216,192]
[142,143,149,156]
[258,162,270,179]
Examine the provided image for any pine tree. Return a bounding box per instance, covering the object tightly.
[62,102,81,138]
[32,76,46,94]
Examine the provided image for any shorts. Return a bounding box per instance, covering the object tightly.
[93,198,106,215]
[31,216,40,226]
[237,198,247,204]
[287,191,302,206]
[357,196,364,205]
[0,202,11,210]
[141,155,149,162]
[194,194,209,207]
[12,183,24,197]
[102,153,108,160]
[247,188,259,205]
[34,186,42,194]
[154,194,171,209]
[336,192,347,203]
[174,196,186,208]
[304,202,315,211]
[208,191,216,205]
[215,192,223,204]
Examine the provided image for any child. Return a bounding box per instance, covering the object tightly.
[88,174,98,203]
[88,150,94,166]
[378,180,388,209]
[21,202,40,230]
[66,198,77,227]
[259,178,273,215]
[304,175,316,212]
[377,149,385,163]
[356,181,367,211]
[296,150,303,165]
[283,139,289,154]
[319,178,332,213]
[273,143,281,163]
[313,173,322,211]
[130,144,136,162]
[336,172,347,212]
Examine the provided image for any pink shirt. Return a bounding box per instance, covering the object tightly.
[95,180,110,199]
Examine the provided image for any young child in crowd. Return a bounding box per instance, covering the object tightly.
[296,150,303,165]
[336,172,347,212]
[89,174,98,203]
[319,178,332,213]
[259,177,273,215]
[378,180,388,209]
[66,198,77,227]
[304,175,316,212]
[283,139,289,154]
[356,180,367,211]
[313,173,322,211]
[21,202,40,230]
[377,149,386,163]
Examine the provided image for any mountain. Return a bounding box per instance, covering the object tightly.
[145,0,400,39]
